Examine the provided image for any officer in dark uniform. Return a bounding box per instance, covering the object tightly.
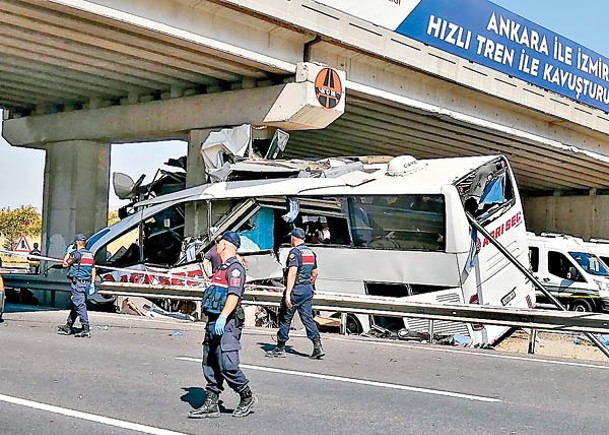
[269,227,325,359]
[189,231,257,419]
[58,234,96,338]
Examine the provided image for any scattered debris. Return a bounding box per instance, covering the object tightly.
[313,316,341,329]
[170,331,184,337]
[119,297,195,322]
[452,334,473,346]
[362,325,473,347]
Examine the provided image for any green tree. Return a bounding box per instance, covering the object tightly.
[0,206,42,250]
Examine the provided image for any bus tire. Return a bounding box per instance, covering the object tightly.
[345,313,363,335]
[570,299,593,312]
[331,312,363,334]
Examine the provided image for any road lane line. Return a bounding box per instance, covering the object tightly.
[0,393,189,435]
[176,357,500,402]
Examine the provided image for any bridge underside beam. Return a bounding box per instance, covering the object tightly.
[2,85,285,146]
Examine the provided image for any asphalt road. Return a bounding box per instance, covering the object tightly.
[1,305,609,435]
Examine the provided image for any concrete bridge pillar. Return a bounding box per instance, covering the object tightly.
[184,129,211,239]
[42,140,110,260]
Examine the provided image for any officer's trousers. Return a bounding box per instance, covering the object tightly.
[202,317,249,394]
[277,284,320,343]
[67,280,89,326]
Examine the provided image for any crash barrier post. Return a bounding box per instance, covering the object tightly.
[340,312,348,335]
[528,328,538,354]
[465,213,609,359]
[428,319,435,344]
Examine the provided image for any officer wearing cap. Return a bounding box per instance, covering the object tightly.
[269,227,325,359]
[189,231,257,419]
[58,234,96,338]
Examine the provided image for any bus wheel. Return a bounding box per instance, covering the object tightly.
[331,313,363,334]
[345,313,363,335]
[570,299,593,312]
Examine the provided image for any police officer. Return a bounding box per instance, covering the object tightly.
[269,227,325,359]
[57,234,95,338]
[189,231,257,419]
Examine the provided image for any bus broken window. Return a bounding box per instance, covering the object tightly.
[346,195,445,251]
[456,157,514,224]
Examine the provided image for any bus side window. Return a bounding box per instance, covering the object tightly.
[300,214,351,246]
[529,247,539,272]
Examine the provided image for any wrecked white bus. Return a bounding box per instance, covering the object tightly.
[88,154,534,345]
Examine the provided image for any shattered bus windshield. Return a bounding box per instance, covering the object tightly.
[456,157,514,225]
[98,203,185,267]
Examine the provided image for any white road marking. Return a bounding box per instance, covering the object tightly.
[0,393,189,435]
[175,357,500,402]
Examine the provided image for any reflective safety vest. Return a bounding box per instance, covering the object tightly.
[68,249,95,281]
[202,258,240,315]
[293,245,317,286]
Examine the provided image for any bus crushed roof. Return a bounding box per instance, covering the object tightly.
[134,154,501,208]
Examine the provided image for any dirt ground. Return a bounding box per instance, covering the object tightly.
[496,329,609,363]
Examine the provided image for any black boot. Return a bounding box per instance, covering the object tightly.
[188,391,220,419]
[57,323,75,335]
[74,324,91,338]
[310,339,325,359]
[266,341,286,358]
[232,386,258,418]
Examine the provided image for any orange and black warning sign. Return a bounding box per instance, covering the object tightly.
[314,67,343,109]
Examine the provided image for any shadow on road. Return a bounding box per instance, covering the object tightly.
[258,341,310,358]
[181,387,205,409]
[180,387,234,413]
[4,303,61,313]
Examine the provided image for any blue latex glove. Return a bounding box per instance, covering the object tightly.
[87,283,96,296]
[214,315,227,335]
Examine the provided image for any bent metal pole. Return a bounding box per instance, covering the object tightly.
[466,213,609,359]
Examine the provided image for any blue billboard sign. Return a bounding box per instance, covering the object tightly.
[315,0,609,113]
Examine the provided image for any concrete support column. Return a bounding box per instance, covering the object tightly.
[42,140,110,259]
[184,129,211,238]
[186,129,210,189]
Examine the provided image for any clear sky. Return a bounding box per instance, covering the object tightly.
[0,127,186,212]
[0,0,608,211]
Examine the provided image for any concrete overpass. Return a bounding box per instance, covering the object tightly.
[2,0,609,254]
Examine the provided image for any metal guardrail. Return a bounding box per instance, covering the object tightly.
[99,282,609,334]
[2,274,71,292]
[5,274,609,335]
